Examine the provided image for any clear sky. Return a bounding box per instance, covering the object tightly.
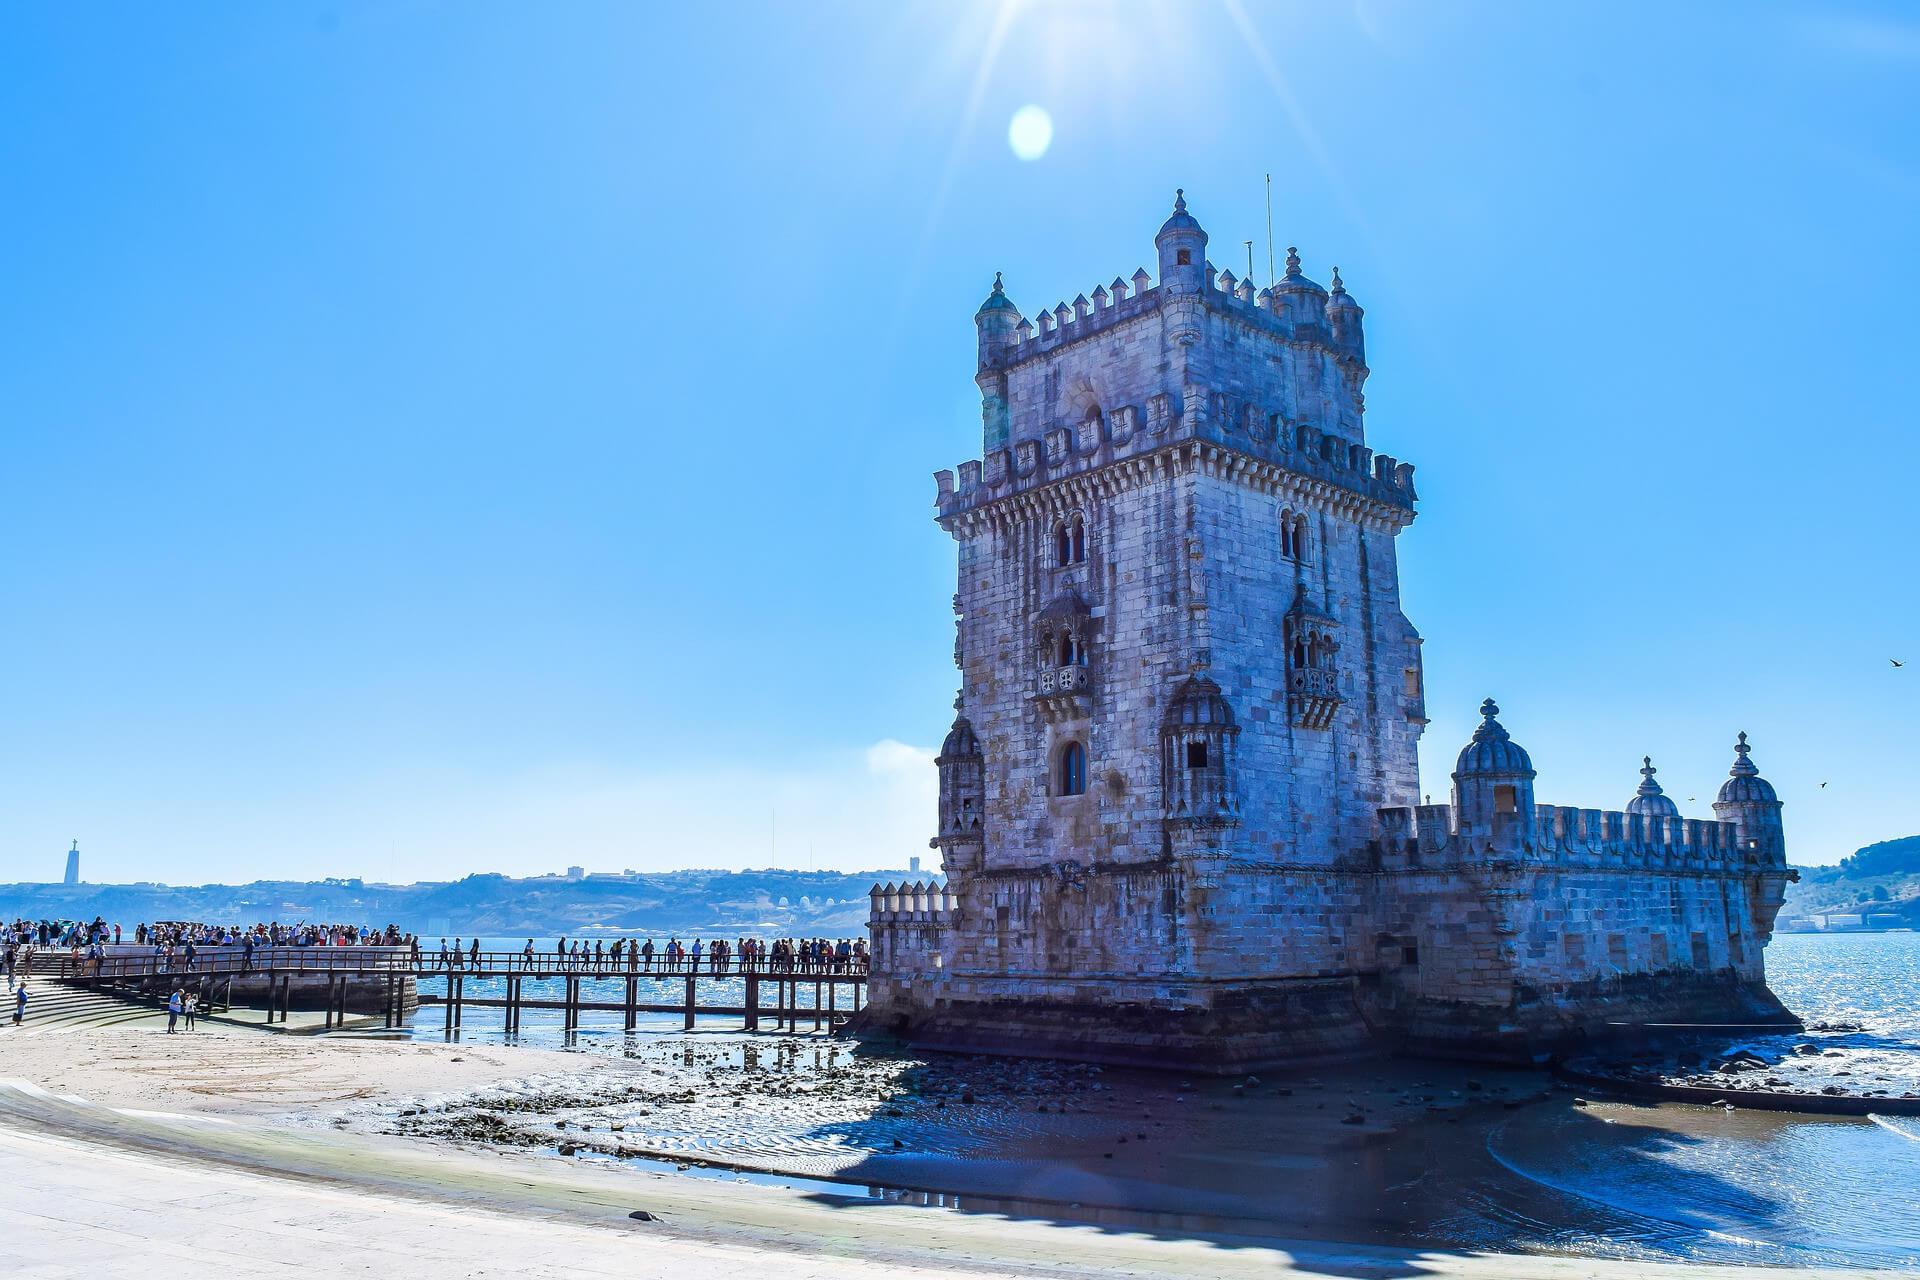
[2,2,1915,885]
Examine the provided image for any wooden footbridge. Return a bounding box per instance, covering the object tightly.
[40,946,868,1035]
[420,953,868,1036]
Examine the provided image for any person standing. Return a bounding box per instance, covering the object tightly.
[11,983,26,1026]
[183,989,198,1031]
[166,988,181,1033]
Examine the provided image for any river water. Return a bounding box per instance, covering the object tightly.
[380,931,1920,1267]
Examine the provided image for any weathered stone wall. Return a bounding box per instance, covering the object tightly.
[867,195,1795,1072]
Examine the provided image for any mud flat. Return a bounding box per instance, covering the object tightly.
[0,1024,1908,1274]
[0,1071,1873,1280]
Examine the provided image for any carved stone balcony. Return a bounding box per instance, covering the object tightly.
[1033,663,1091,720]
[1287,666,1342,730]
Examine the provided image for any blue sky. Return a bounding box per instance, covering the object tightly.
[2,2,1915,884]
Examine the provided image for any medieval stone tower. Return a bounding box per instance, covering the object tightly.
[867,193,1796,1068]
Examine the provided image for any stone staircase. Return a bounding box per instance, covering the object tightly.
[0,981,171,1036]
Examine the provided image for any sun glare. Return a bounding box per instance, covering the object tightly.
[1008,104,1053,160]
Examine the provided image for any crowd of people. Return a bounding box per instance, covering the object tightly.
[3,916,416,989]
[421,934,869,975]
[2,917,871,1016]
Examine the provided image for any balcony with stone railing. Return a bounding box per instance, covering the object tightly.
[1287,666,1342,730]
[1033,663,1091,720]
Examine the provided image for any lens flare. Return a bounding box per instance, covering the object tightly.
[1007,105,1053,161]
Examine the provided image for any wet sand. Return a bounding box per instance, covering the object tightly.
[0,1072,1880,1279]
[0,1019,1907,1273]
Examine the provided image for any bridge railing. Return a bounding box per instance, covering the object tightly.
[414,951,869,978]
[43,946,413,982]
[33,946,869,982]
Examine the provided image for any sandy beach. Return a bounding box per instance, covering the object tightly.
[0,1010,1900,1277]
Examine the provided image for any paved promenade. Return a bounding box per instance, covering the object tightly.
[0,1079,1884,1279]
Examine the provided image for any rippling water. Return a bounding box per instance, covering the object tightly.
[389,931,1920,1266]
[1491,932,1920,1267]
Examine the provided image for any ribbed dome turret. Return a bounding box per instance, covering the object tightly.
[1156,188,1202,240]
[975,272,1018,317]
[1272,245,1326,296]
[1454,699,1535,777]
[1626,756,1681,818]
[1716,732,1778,804]
[1164,674,1235,729]
[938,715,982,762]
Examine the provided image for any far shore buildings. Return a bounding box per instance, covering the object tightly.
[864,193,1797,1068]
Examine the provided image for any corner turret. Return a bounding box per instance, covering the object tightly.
[1713,732,1785,865]
[1326,266,1365,363]
[1451,699,1537,850]
[933,710,985,877]
[1625,756,1681,819]
[1271,245,1328,330]
[1154,189,1208,295]
[973,273,1019,450]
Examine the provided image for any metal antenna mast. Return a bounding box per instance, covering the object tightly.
[1264,173,1276,285]
[1244,239,1255,281]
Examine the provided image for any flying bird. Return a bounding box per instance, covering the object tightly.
[1894,659,1906,668]
[1820,781,1829,789]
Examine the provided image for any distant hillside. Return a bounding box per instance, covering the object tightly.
[0,866,936,938]
[1781,835,1920,930]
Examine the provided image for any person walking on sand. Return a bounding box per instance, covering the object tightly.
[166,988,181,1034]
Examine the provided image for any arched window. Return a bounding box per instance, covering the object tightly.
[1054,522,1071,567]
[1281,512,1309,563]
[1058,632,1075,667]
[1057,741,1087,796]
[1070,514,1085,564]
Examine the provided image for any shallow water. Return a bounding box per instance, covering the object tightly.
[379,931,1920,1266]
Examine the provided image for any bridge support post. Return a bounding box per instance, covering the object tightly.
[624,977,637,1032]
[744,973,759,1032]
[828,979,836,1025]
[444,975,455,1035]
[683,974,696,1030]
[814,980,823,1031]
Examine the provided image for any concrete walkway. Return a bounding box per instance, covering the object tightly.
[0,1080,1889,1279]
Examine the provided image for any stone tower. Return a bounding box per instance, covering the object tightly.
[864,193,1796,1069]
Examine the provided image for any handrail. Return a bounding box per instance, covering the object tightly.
[38,948,868,982]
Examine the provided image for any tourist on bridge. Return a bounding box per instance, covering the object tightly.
[640,938,655,971]
[469,938,480,970]
[521,939,535,971]
[436,939,449,971]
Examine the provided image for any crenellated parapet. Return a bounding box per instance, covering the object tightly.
[1373,801,1772,872]
[868,880,955,922]
[978,252,1365,377]
[1375,713,1794,878]
[933,400,1416,533]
